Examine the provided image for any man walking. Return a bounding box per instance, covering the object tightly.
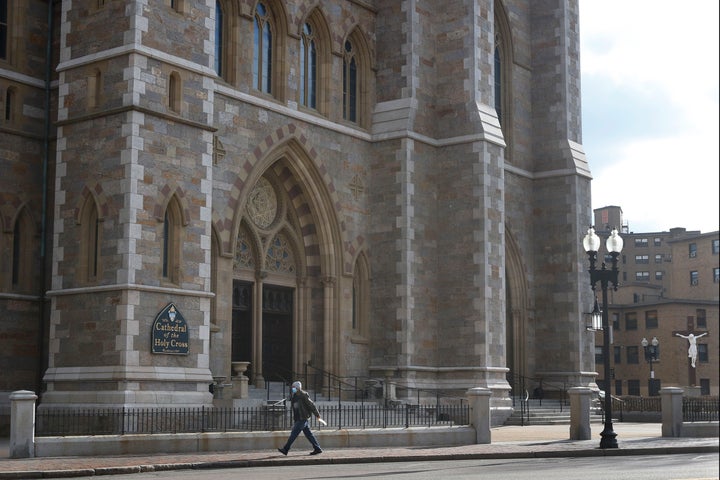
[278,381,324,455]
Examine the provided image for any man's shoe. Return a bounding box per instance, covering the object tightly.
[278,448,288,456]
[310,448,322,455]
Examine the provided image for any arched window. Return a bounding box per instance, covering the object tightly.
[253,2,272,94]
[11,208,33,292]
[4,86,15,122]
[215,1,223,76]
[494,0,513,159]
[79,196,101,283]
[300,22,317,109]
[168,72,181,113]
[352,253,370,338]
[87,69,102,110]
[494,44,502,125]
[0,0,8,61]
[162,197,182,283]
[343,39,357,123]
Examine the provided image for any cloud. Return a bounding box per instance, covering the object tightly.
[580,0,720,233]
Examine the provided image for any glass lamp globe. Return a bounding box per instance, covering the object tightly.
[583,227,601,252]
[606,228,624,253]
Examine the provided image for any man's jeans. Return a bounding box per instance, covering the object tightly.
[283,419,321,451]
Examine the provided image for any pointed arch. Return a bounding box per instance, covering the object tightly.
[352,250,370,339]
[342,27,373,128]
[11,205,36,293]
[505,226,530,380]
[299,7,331,115]
[154,183,191,226]
[252,0,289,100]
[162,195,184,284]
[78,194,102,283]
[494,0,514,161]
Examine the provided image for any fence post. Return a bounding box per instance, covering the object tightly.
[568,387,592,440]
[466,387,491,444]
[661,387,684,438]
[9,390,37,459]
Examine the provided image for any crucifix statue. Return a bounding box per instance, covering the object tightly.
[673,316,709,386]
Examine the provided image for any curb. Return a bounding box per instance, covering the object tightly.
[2,445,716,480]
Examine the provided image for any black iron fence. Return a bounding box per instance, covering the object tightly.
[35,403,470,437]
[683,396,719,422]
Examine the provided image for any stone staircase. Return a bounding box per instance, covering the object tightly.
[504,398,604,426]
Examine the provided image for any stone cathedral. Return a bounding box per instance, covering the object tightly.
[0,0,595,424]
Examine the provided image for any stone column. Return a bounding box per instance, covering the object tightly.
[661,387,684,437]
[467,387,492,444]
[9,390,37,458]
[568,387,592,440]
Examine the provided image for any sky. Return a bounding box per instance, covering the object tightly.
[579,0,719,234]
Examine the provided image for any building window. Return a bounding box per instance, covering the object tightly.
[653,237,662,246]
[635,271,649,281]
[11,208,33,292]
[700,379,710,396]
[627,380,640,396]
[87,69,102,110]
[714,268,719,284]
[622,271,627,282]
[635,255,649,264]
[253,2,272,94]
[655,254,663,263]
[4,86,15,122]
[168,72,181,112]
[713,239,719,255]
[79,196,101,283]
[0,0,8,60]
[634,238,648,247]
[343,39,357,123]
[612,312,620,331]
[625,312,637,330]
[613,346,621,364]
[626,346,639,364]
[595,346,603,364]
[352,253,370,339]
[300,23,317,109]
[655,271,663,280]
[614,380,623,396]
[215,1,223,76]
[162,197,183,283]
[645,310,658,329]
[697,344,708,363]
[689,243,697,258]
[696,309,706,328]
[690,270,699,286]
[494,43,502,125]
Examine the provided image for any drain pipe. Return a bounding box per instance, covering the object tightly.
[36,0,55,398]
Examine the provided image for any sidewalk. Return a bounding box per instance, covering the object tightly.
[0,423,717,479]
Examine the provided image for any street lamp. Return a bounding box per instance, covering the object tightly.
[641,336,660,395]
[583,226,623,449]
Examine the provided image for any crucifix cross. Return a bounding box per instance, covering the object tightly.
[673,316,710,386]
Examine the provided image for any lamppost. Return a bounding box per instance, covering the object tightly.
[641,336,660,395]
[583,226,623,449]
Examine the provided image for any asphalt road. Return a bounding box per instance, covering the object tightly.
[60,453,719,480]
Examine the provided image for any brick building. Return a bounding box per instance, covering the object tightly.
[592,206,719,396]
[1,0,595,422]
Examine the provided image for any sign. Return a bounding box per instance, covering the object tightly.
[151,303,189,355]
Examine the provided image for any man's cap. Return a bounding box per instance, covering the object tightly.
[292,381,302,389]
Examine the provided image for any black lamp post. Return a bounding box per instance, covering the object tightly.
[642,336,660,395]
[583,226,623,449]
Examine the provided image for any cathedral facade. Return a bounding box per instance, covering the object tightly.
[1,0,595,422]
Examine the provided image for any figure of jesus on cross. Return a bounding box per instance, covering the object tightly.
[675,332,708,368]
[673,316,710,387]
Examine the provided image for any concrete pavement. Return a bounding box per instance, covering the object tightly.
[0,423,717,479]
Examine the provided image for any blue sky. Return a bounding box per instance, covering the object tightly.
[579,0,719,234]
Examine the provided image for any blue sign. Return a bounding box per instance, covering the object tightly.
[151,303,189,355]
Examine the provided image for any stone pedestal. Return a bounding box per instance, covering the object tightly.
[231,362,251,399]
[661,387,684,437]
[466,387,492,444]
[10,390,37,458]
[684,386,701,397]
[568,387,592,440]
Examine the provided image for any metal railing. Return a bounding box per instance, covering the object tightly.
[34,403,470,437]
[683,396,719,422]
